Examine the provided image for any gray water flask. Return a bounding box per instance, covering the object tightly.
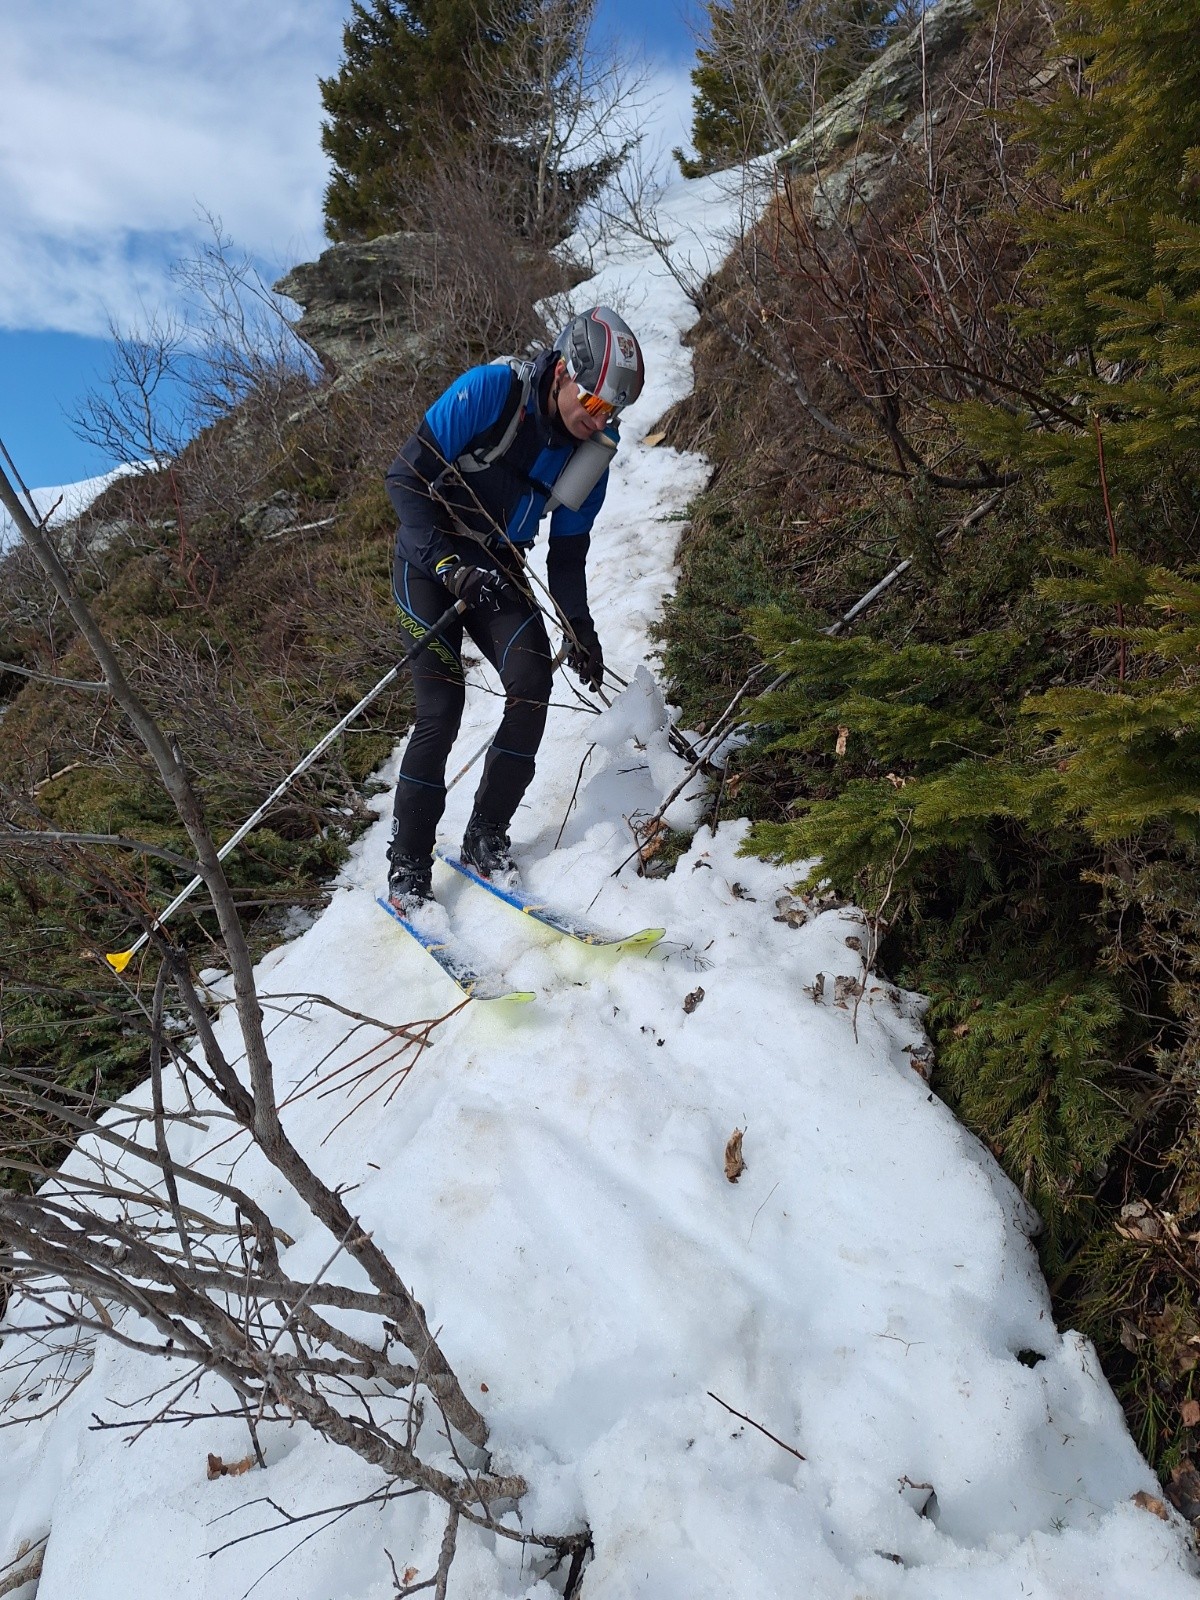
[547,427,618,511]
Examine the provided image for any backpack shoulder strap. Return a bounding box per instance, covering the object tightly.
[455,357,535,475]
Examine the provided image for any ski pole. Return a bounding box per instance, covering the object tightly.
[105,600,467,972]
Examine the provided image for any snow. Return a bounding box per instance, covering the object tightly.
[0,465,136,551]
[2,167,1197,1600]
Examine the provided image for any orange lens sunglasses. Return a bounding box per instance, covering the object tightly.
[576,385,618,422]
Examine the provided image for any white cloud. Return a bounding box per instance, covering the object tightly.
[0,1,697,338]
[0,0,341,333]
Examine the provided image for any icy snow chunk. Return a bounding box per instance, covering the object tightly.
[279,904,319,939]
[554,669,709,851]
[196,967,233,1003]
[591,665,668,751]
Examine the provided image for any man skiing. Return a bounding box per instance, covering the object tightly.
[384,304,646,910]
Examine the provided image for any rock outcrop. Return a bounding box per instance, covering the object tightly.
[778,0,978,174]
[274,232,445,373]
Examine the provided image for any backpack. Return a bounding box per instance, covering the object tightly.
[453,357,537,478]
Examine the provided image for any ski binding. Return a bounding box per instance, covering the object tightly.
[376,895,534,1003]
[435,850,665,954]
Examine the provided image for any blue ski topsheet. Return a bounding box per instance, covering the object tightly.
[376,896,534,1003]
[435,850,665,953]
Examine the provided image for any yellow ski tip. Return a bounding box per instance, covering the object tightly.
[105,949,135,973]
[613,928,666,955]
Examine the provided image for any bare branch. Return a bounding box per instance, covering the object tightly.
[0,657,109,691]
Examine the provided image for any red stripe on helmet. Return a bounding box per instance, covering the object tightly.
[589,307,612,396]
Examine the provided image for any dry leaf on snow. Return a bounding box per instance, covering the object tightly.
[724,1128,745,1183]
[1131,1490,1169,1520]
[207,1452,255,1480]
[904,1043,935,1083]
[636,817,667,865]
[683,987,705,1013]
[833,974,863,1007]
[773,894,806,928]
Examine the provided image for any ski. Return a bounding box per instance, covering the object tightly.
[376,896,535,1004]
[435,850,666,954]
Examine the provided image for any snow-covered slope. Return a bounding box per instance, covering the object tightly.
[2,169,1196,1600]
[0,466,134,551]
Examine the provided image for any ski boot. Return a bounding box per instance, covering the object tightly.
[387,852,434,913]
[460,813,517,879]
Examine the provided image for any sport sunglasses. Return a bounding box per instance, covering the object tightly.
[575,384,619,422]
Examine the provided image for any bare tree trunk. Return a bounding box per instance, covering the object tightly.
[0,464,488,1450]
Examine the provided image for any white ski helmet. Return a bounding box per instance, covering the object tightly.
[553,305,645,412]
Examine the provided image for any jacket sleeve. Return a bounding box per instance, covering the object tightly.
[547,531,591,620]
[385,364,516,575]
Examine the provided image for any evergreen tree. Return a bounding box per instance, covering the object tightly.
[319,0,492,240]
[320,0,621,245]
[959,0,1200,511]
[954,0,1200,837]
[677,0,916,176]
[734,0,1200,1464]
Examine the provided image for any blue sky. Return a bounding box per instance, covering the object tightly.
[0,0,701,489]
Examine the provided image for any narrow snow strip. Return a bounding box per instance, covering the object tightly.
[0,464,139,550]
[1,168,1195,1600]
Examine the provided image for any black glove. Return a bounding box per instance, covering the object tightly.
[436,557,509,612]
[566,615,604,691]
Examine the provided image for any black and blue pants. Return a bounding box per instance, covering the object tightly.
[389,543,553,864]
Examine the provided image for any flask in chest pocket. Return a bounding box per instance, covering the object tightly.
[546,427,617,512]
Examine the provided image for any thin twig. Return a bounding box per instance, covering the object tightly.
[149,961,195,1268]
[824,489,1006,638]
[3,828,199,874]
[262,990,444,1059]
[0,658,110,691]
[555,742,595,848]
[706,1390,806,1461]
[0,1542,46,1598]
[389,1546,437,1596]
[1091,412,1125,681]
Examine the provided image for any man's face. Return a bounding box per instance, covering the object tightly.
[553,361,612,441]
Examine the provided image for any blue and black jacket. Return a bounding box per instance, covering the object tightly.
[385,348,614,620]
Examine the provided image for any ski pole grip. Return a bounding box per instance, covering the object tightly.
[401,599,467,669]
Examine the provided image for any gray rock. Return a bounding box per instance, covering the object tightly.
[79,518,137,556]
[809,148,893,229]
[274,232,446,373]
[778,0,978,174]
[238,490,302,540]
